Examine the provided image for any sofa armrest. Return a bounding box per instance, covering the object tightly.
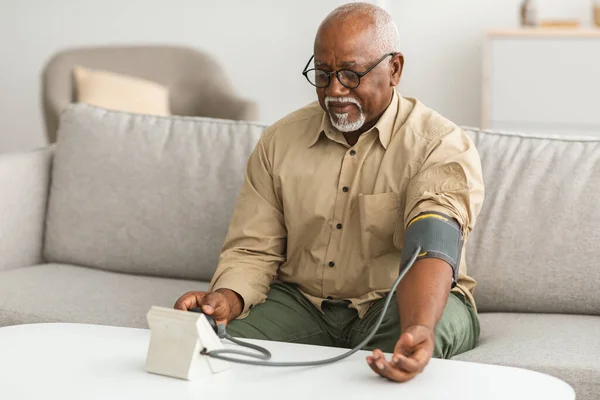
[0,146,53,270]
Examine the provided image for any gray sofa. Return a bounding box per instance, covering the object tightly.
[0,104,598,398]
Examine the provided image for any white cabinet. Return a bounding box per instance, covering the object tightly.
[483,29,600,137]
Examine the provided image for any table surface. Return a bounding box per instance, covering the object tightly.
[0,323,575,400]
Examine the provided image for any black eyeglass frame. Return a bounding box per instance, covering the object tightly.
[301,52,396,89]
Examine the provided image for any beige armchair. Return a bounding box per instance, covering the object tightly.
[41,45,258,143]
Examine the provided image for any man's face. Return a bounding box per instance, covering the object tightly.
[313,23,403,134]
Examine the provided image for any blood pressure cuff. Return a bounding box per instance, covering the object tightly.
[399,211,463,287]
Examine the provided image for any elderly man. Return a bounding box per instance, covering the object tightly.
[175,2,484,382]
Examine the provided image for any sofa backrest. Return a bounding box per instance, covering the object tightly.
[44,103,267,281]
[464,128,600,315]
[46,106,600,314]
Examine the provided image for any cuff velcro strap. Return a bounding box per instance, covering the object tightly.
[399,212,463,287]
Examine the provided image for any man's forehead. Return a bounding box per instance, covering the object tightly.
[314,57,361,68]
[313,45,376,68]
[313,23,378,67]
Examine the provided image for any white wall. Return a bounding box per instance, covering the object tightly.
[390,0,595,130]
[0,0,595,152]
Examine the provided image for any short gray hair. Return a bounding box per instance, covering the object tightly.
[322,2,400,54]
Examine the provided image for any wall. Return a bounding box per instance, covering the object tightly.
[390,0,595,131]
[0,0,596,152]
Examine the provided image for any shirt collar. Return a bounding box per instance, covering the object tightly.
[373,90,399,149]
[309,90,400,149]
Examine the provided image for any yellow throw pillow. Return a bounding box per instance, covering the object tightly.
[73,65,171,116]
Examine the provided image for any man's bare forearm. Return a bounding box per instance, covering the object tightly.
[397,258,453,332]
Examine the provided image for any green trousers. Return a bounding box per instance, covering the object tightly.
[227,283,480,359]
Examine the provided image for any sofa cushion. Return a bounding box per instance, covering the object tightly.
[464,128,600,315]
[453,313,600,400]
[0,263,208,328]
[44,103,266,280]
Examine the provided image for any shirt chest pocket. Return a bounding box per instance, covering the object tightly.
[357,192,400,260]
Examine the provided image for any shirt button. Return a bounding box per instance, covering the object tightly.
[328,261,335,268]
[349,150,356,156]
[336,223,343,230]
[342,186,349,192]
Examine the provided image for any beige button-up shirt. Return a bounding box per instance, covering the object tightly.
[210,91,485,318]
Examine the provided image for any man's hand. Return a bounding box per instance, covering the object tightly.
[173,288,244,326]
[366,325,435,382]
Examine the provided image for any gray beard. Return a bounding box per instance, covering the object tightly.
[329,111,366,133]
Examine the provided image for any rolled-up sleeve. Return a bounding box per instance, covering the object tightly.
[209,130,286,318]
[400,126,485,243]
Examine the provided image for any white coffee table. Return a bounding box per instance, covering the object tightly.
[0,323,574,400]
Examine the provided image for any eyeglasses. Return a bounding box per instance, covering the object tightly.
[302,52,395,89]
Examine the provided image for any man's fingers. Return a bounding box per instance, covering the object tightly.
[366,356,382,376]
[372,350,386,371]
[367,351,388,378]
[395,332,416,356]
[174,291,206,310]
[368,327,434,382]
[383,364,418,382]
[409,347,432,369]
[395,327,430,357]
[173,291,233,325]
[392,353,422,373]
[407,326,431,345]
[370,351,417,382]
[201,292,231,324]
[173,294,188,310]
[202,292,222,313]
[400,332,415,347]
[392,345,430,373]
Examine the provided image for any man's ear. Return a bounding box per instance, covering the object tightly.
[390,52,404,87]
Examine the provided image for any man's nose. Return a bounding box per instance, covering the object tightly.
[326,74,351,98]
